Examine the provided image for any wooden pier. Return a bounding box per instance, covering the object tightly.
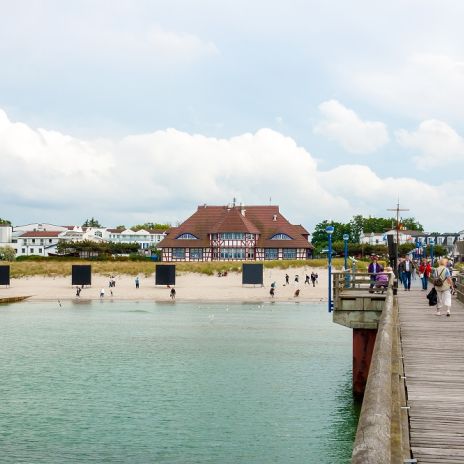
[399,286,464,463]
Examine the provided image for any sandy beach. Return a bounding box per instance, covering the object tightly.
[1,266,328,303]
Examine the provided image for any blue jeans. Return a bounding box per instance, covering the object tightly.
[403,271,411,290]
[421,275,428,290]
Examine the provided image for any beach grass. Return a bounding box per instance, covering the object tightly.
[7,258,363,278]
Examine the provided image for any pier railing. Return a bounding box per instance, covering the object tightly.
[455,272,464,304]
[332,272,394,330]
[351,283,411,463]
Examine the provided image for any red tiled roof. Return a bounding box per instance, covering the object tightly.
[158,205,313,250]
[19,231,63,238]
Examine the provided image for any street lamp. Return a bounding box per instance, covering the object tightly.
[430,238,435,266]
[343,233,350,288]
[326,225,335,312]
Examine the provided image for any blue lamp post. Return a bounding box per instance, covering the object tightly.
[430,238,435,266]
[343,233,349,288]
[326,225,335,312]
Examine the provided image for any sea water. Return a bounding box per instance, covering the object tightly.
[0,301,359,463]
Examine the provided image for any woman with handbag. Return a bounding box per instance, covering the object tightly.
[418,258,432,291]
[434,258,453,317]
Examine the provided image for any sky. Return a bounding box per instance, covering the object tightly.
[1,0,464,233]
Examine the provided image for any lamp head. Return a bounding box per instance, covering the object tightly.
[342,234,349,241]
[325,226,335,235]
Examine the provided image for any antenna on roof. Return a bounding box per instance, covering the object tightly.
[269,196,271,205]
[232,197,236,207]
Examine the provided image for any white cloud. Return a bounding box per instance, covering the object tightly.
[0,109,462,231]
[347,54,464,122]
[396,119,464,168]
[313,100,389,154]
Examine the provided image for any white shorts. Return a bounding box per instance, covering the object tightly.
[437,289,451,309]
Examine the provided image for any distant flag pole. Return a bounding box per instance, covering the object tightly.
[387,199,409,273]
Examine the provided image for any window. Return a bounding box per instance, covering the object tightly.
[189,248,203,260]
[283,248,297,259]
[172,248,185,259]
[95,231,103,238]
[220,232,244,240]
[49,239,53,243]
[220,248,245,259]
[30,248,34,253]
[32,239,36,243]
[38,248,43,253]
[271,233,292,240]
[177,233,198,240]
[264,248,278,260]
[22,248,25,253]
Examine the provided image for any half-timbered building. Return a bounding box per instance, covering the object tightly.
[157,204,313,261]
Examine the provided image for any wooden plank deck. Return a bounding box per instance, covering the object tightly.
[399,285,464,463]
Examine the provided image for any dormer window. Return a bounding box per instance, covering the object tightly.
[177,233,198,240]
[270,233,292,240]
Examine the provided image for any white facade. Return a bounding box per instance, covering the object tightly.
[106,229,166,251]
[0,225,13,247]
[14,232,65,257]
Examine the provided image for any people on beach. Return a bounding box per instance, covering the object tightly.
[100,288,105,298]
[418,258,432,291]
[294,289,300,297]
[170,287,176,300]
[294,275,299,284]
[305,274,310,285]
[270,287,275,298]
[310,272,317,287]
[285,274,289,285]
[434,258,453,317]
[75,287,81,297]
[135,276,140,289]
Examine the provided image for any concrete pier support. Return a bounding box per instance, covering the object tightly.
[353,328,377,397]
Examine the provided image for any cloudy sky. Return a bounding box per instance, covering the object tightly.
[1,0,463,232]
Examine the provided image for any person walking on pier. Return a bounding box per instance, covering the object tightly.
[418,258,432,291]
[368,255,384,292]
[434,258,453,317]
[398,255,416,291]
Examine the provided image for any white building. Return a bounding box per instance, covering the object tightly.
[15,230,65,256]
[106,228,167,252]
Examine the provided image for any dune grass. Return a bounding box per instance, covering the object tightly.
[7,258,368,278]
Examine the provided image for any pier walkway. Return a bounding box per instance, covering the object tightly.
[399,287,464,463]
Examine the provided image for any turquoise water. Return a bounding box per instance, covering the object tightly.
[0,301,359,463]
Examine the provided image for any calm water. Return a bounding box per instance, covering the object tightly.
[0,301,359,463]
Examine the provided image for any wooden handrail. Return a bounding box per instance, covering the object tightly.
[352,287,395,463]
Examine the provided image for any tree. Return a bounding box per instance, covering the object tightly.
[115,225,126,230]
[82,217,102,228]
[311,220,351,251]
[400,217,424,231]
[131,222,171,231]
[0,246,16,261]
[0,218,11,226]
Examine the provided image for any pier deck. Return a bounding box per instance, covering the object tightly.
[399,287,464,463]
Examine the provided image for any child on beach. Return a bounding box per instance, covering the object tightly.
[170,288,176,300]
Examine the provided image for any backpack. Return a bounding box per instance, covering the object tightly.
[433,268,445,287]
